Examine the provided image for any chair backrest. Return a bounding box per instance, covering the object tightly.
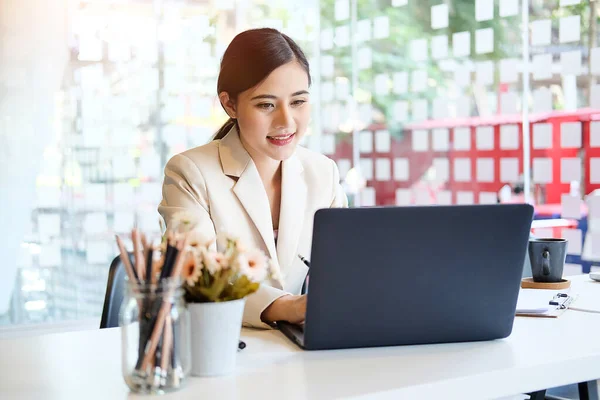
[100,253,132,329]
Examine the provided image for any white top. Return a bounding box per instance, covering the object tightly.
[1,275,599,400]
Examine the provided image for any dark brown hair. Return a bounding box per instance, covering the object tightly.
[213,28,311,140]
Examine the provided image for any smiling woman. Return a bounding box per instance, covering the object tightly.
[158,28,348,329]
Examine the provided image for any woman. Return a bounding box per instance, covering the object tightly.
[158,28,347,329]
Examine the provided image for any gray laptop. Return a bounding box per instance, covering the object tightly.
[277,204,534,350]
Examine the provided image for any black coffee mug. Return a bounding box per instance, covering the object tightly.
[528,238,567,283]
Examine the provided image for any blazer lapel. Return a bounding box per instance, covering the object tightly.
[219,126,278,263]
[277,155,307,277]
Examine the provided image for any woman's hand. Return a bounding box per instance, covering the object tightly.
[261,295,307,325]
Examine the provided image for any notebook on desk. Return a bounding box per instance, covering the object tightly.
[516,289,577,318]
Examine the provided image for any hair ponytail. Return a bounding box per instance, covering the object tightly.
[213,118,237,141]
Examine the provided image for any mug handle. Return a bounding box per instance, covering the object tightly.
[542,250,551,276]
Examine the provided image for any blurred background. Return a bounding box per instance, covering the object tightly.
[1,0,599,329]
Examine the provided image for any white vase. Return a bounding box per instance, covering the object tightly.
[188,298,245,377]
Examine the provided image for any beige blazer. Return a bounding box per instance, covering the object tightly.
[158,126,348,328]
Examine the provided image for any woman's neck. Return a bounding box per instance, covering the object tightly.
[254,157,282,187]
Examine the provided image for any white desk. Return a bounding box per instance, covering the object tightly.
[1,275,599,400]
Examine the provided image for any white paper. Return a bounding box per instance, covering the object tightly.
[560,0,580,5]
[337,159,352,180]
[321,55,334,77]
[476,126,495,150]
[457,191,475,205]
[392,0,408,5]
[591,122,600,147]
[533,87,553,113]
[436,191,453,205]
[500,158,520,183]
[431,4,449,29]
[393,101,409,122]
[412,99,428,121]
[433,158,449,182]
[335,0,350,21]
[359,131,373,153]
[396,189,412,206]
[361,187,376,206]
[560,16,580,43]
[321,81,334,102]
[375,159,391,181]
[454,158,472,182]
[477,158,495,183]
[531,19,551,46]
[455,65,471,88]
[476,0,494,21]
[454,128,472,150]
[320,29,334,50]
[336,79,350,100]
[410,39,428,62]
[480,192,498,205]
[591,48,600,75]
[500,0,519,17]
[113,183,135,207]
[501,92,519,115]
[375,130,391,152]
[476,61,494,86]
[532,54,553,81]
[500,125,520,149]
[457,96,471,118]
[358,103,373,126]
[412,130,429,152]
[335,25,350,47]
[375,74,390,96]
[113,211,135,233]
[561,50,582,76]
[591,158,600,183]
[566,232,585,258]
[414,190,431,206]
[392,72,408,94]
[84,185,106,209]
[84,212,108,235]
[561,122,582,148]
[592,85,600,108]
[357,19,372,43]
[533,158,553,183]
[561,157,581,184]
[359,158,374,180]
[476,28,494,54]
[373,16,390,39]
[39,243,62,267]
[139,152,161,180]
[38,214,61,241]
[433,98,448,119]
[432,128,450,151]
[453,31,471,57]
[393,158,409,182]
[86,240,110,264]
[562,194,583,220]
[432,35,449,60]
[321,135,336,155]
[358,47,372,70]
[500,58,519,83]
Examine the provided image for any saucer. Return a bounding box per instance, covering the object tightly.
[521,278,571,290]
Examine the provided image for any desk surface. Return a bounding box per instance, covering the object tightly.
[1,275,599,400]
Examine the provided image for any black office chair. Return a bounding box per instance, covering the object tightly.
[100,253,132,329]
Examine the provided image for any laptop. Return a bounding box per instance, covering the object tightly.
[277,204,534,351]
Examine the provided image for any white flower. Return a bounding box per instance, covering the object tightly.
[234,248,269,283]
[170,211,199,233]
[187,230,214,249]
[202,249,229,275]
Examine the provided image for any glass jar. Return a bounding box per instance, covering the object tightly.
[120,277,190,394]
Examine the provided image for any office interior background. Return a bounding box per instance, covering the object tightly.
[1,0,599,328]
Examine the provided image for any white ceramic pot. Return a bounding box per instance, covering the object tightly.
[188,298,245,377]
